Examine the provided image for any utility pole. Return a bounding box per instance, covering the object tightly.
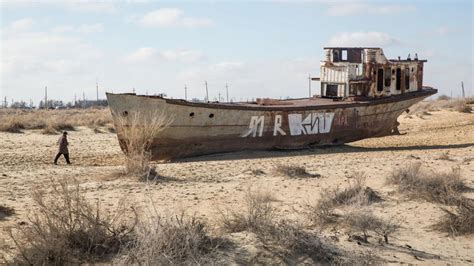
[205,80,209,102]
[4,96,6,108]
[74,94,77,107]
[45,86,48,109]
[184,84,187,100]
[226,83,229,102]
[96,79,99,102]
[218,92,221,102]
[461,81,465,98]
[308,74,312,98]
[83,92,86,108]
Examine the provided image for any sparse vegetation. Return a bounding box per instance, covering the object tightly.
[388,163,469,205]
[114,110,172,178]
[0,204,15,219]
[9,178,137,264]
[120,213,221,264]
[219,190,342,263]
[306,173,382,226]
[347,210,400,244]
[435,200,474,236]
[455,102,472,113]
[275,163,319,178]
[437,151,454,161]
[0,108,113,133]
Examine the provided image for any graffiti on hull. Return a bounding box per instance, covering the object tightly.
[242,113,335,137]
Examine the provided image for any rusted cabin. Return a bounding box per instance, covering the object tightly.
[320,47,426,99]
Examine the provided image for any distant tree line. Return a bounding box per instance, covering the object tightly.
[4,99,108,109]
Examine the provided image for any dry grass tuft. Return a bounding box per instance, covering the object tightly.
[455,102,472,113]
[437,152,454,161]
[0,204,15,220]
[120,213,221,264]
[9,178,137,264]
[388,163,469,205]
[435,200,474,236]
[306,173,381,226]
[275,164,319,178]
[219,190,344,263]
[219,190,276,234]
[0,117,25,133]
[113,110,172,178]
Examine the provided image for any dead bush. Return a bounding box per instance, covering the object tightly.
[114,111,172,178]
[0,204,15,220]
[275,164,319,178]
[306,173,382,226]
[41,124,58,135]
[388,163,469,205]
[0,118,25,133]
[120,213,221,264]
[437,152,454,161]
[435,200,474,236]
[347,210,399,244]
[437,95,451,100]
[455,102,472,113]
[219,190,341,263]
[9,178,137,264]
[219,190,276,234]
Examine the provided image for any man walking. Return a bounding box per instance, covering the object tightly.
[54,131,71,165]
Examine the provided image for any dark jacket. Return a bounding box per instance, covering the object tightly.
[57,136,69,154]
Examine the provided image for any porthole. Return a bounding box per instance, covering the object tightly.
[122,111,128,117]
[209,113,214,118]
[189,112,195,117]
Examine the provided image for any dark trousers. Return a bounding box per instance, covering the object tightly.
[54,153,71,164]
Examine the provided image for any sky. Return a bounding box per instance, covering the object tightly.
[1,0,473,105]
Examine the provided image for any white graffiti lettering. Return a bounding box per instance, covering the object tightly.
[273,115,286,136]
[242,115,265,137]
[242,113,334,138]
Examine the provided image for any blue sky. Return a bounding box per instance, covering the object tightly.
[1,0,472,105]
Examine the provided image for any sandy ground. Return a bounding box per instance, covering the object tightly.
[0,108,473,264]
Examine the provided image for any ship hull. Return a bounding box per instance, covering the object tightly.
[106,88,436,160]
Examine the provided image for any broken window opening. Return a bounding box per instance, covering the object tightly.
[341,50,347,61]
[384,68,391,87]
[377,68,384,92]
[405,68,410,90]
[326,84,338,97]
[396,68,401,91]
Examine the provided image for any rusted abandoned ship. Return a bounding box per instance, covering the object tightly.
[107,47,437,160]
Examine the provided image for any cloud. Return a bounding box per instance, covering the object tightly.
[51,23,104,34]
[138,8,214,28]
[2,18,34,34]
[2,30,103,76]
[327,3,415,16]
[327,32,400,47]
[123,47,204,64]
[1,0,117,13]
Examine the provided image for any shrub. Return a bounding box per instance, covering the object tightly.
[113,111,172,178]
[455,103,472,113]
[0,204,15,220]
[120,213,220,264]
[275,164,320,178]
[219,190,340,263]
[388,163,469,205]
[306,173,381,226]
[438,95,451,100]
[9,178,137,264]
[347,210,400,244]
[435,200,474,236]
[219,190,276,234]
[0,118,25,133]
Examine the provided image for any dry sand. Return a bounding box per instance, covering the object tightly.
[0,107,473,264]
